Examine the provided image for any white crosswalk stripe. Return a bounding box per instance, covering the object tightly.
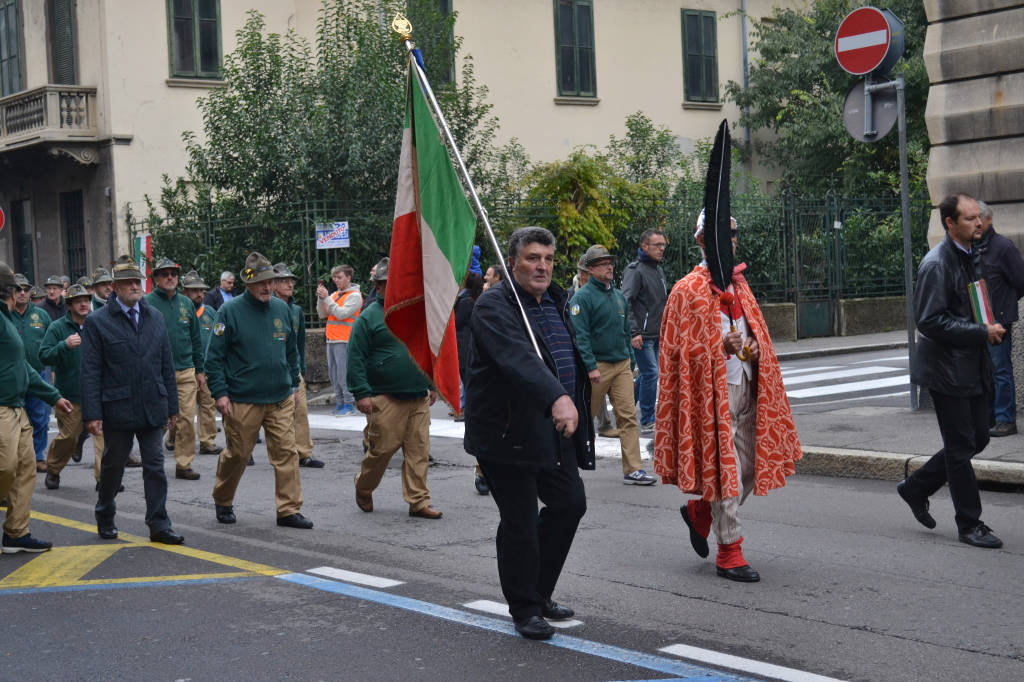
[782,361,909,401]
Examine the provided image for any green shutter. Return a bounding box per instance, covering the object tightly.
[681,9,718,102]
[0,0,23,96]
[554,0,596,98]
[51,0,76,85]
[167,0,220,78]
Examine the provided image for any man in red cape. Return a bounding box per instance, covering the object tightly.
[653,212,802,581]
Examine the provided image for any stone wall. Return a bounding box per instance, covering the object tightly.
[838,296,908,336]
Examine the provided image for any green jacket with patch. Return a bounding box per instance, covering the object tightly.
[569,277,634,371]
[39,313,85,404]
[145,289,204,372]
[0,307,60,408]
[205,291,300,404]
[11,303,50,371]
[346,301,430,400]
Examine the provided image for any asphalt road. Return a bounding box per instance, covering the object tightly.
[4,409,1023,682]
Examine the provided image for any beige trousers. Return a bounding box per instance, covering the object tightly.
[45,403,104,480]
[356,395,431,512]
[293,375,314,459]
[196,378,218,450]
[0,406,37,539]
[590,358,642,474]
[173,369,198,469]
[710,371,758,545]
[213,398,303,516]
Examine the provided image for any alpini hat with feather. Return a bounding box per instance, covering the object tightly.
[181,270,209,290]
[112,255,144,281]
[240,252,277,284]
[151,256,180,277]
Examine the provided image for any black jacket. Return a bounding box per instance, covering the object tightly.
[453,290,476,378]
[40,298,67,322]
[621,257,667,340]
[203,286,233,311]
[910,235,991,396]
[976,226,1024,325]
[80,295,179,429]
[464,278,595,470]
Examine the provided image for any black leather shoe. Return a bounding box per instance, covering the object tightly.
[164,438,175,451]
[44,472,60,490]
[299,457,325,468]
[277,513,313,529]
[215,505,236,524]
[959,524,1003,549]
[541,599,574,620]
[97,523,118,540]
[680,504,710,558]
[199,444,223,455]
[150,528,185,545]
[514,615,554,640]
[125,454,142,468]
[716,564,761,582]
[95,481,125,493]
[989,421,1017,437]
[247,455,255,466]
[896,480,936,529]
[474,475,490,495]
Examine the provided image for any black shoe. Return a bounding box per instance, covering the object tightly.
[989,422,1017,437]
[299,457,325,468]
[716,564,761,582]
[474,475,490,496]
[897,480,936,529]
[125,454,142,468]
[97,522,118,540]
[199,444,223,455]
[541,599,574,620]
[514,615,554,640]
[95,481,125,493]
[164,438,175,451]
[215,505,236,524]
[277,513,313,529]
[71,447,83,463]
[175,467,200,480]
[247,455,255,466]
[150,528,185,545]
[959,524,1003,549]
[44,471,60,490]
[680,504,710,558]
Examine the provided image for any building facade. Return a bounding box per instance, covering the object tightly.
[0,1,786,280]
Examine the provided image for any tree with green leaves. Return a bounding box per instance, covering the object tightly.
[725,0,929,195]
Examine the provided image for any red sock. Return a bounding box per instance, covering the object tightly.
[687,499,712,538]
[716,537,747,569]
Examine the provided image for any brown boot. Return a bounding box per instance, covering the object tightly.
[175,467,200,480]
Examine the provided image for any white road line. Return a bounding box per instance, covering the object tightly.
[306,566,404,589]
[783,366,903,387]
[780,365,841,376]
[791,390,909,407]
[463,599,583,629]
[851,355,907,364]
[659,643,844,682]
[786,374,910,399]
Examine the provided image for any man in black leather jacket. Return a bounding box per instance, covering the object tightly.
[900,193,1005,549]
[465,226,594,641]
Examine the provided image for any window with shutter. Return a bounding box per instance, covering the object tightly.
[681,9,718,103]
[554,0,596,98]
[0,0,23,96]
[50,0,76,85]
[167,0,221,79]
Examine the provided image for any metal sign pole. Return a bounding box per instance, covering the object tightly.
[894,76,918,409]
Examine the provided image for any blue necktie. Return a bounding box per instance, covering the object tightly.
[128,307,138,331]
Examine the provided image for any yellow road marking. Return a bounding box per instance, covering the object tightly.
[0,546,123,588]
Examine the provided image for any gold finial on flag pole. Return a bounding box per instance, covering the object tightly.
[392,12,413,42]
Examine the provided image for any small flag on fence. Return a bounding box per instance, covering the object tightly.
[134,234,153,292]
[384,61,476,412]
[968,279,994,326]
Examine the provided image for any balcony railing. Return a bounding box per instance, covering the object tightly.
[0,85,98,147]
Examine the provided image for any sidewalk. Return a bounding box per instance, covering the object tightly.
[777,330,1024,486]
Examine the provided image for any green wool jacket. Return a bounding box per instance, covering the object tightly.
[569,277,634,371]
[0,307,60,408]
[195,301,216,352]
[346,300,431,400]
[145,288,204,372]
[205,291,300,404]
[276,295,307,377]
[39,312,85,404]
[11,303,50,371]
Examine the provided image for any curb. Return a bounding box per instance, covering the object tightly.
[776,341,908,362]
[798,446,1024,486]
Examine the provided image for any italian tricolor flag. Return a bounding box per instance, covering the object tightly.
[384,62,476,412]
[134,234,153,292]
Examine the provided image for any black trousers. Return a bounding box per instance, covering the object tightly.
[905,390,988,533]
[478,448,587,621]
[95,426,171,533]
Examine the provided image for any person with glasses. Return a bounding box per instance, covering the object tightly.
[621,229,669,435]
[145,257,205,481]
[570,245,654,486]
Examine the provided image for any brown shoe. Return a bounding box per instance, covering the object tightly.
[409,505,442,519]
[125,454,142,468]
[36,461,48,473]
[355,475,373,512]
[175,467,200,480]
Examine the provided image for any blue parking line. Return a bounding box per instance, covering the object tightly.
[277,572,755,681]
[0,576,258,596]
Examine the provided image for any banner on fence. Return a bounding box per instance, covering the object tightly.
[315,222,350,249]
[134,233,153,292]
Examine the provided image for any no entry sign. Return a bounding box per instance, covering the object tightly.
[835,7,904,76]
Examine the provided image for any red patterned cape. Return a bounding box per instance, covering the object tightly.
[653,265,801,500]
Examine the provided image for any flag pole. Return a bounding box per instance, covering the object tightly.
[393,15,543,360]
